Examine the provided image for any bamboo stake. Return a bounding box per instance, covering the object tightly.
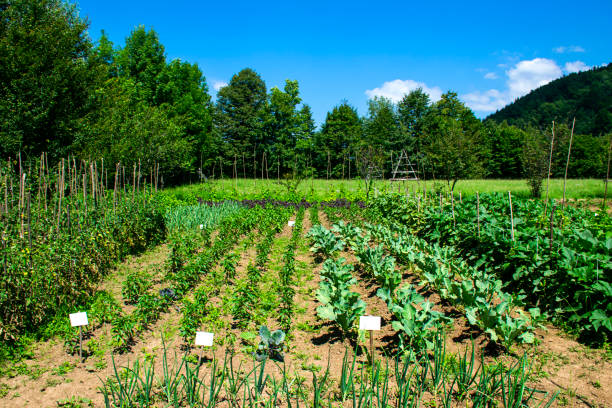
[509,191,515,242]
[451,192,456,227]
[544,121,555,216]
[27,193,32,268]
[20,173,25,239]
[562,118,575,212]
[82,173,87,213]
[132,164,136,202]
[114,163,119,211]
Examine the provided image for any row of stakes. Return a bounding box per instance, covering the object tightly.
[69,312,382,364]
[70,220,381,364]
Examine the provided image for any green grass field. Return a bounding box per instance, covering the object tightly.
[167,177,609,201]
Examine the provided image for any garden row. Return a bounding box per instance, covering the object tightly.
[368,193,612,342]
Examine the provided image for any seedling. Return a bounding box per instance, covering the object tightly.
[254,325,285,362]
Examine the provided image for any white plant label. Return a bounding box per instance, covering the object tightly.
[199,224,204,230]
[288,220,295,227]
[359,315,381,331]
[195,331,214,346]
[69,312,88,327]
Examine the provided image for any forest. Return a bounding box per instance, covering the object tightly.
[487,63,612,136]
[1,0,610,192]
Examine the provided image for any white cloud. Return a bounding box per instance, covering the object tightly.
[365,79,443,103]
[564,60,590,73]
[553,45,585,54]
[463,89,508,112]
[462,58,564,114]
[484,72,498,80]
[212,81,227,91]
[506,58,562,98]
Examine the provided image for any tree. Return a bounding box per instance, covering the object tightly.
[483,121,525,178]
[215,68,267,176]
[115,25,166,104]
[0,0,97,159]
[266,80,302,175]
[397,89,431,163]
[364,97,400,150]
[422,92,485,191]
[364,97,401,176]
[155,59,213,172]
[316,102,362,178]
[295,104,316,174]
[521,128,548,197]
[75,77,194,184]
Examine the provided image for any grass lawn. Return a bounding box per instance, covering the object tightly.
[167,178,609,201]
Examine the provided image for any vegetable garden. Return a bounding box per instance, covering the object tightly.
[0,161,610,407]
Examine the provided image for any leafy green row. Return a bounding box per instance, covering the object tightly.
[369,193,612,342]
[366,221,543,350]
[278,207,305,332]
[231,206,293,329]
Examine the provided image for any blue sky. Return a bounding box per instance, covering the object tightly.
[77,0,611,126]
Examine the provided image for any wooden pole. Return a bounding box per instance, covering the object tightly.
[544,121,555,216]
[509,191,515,242]
[451,192,456,227]
[79,326,83,363]
[369,330,374,366]
[562,118,575,211]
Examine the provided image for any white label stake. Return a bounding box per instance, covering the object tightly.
[195,332,214,365]
[359,315,381,331]
[69,312,88,327]
[288,220,295,227]
[359,316,381,365]
[69,312,88,362]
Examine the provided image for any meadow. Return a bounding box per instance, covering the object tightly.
[167,178,609,202]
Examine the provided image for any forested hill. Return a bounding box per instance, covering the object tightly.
[486,63,612,136]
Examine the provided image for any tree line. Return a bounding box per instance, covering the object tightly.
[1,0,609,192]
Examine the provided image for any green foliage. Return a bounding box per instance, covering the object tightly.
[487,63,612,138]
[315,102,362,177]
[254,325,285,362]
[316,258,366,335]
[122,272,152,305]
[0,190,165,344]
[378,285,452,351]
[521,128,548,197]
[164,201,242,231]
[307,224,345,257]
[422,92,485,190]
[215,68,267,174]
[89,291,122,327]
[372,192,612,344]
[0,0,97,159]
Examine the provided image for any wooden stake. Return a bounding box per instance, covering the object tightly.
[369,330,374,365]
[562,118,575,212]
[544,121,555,216]
[509,191,515,242]
[79,326,83,363]
[451,193,456,227]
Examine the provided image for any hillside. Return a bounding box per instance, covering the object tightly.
[487,63,612,135]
